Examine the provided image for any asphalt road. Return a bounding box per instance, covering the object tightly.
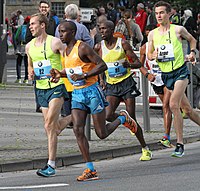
[0,141,199,191]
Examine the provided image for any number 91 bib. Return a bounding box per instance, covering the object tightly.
[106,58,127,77]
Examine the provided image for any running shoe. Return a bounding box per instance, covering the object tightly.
[36,164,55,177]
[77,168,99,181]
[119,110,137,133]
[158,138,171,148]
[23,79,28,84]
[139,148,153,161]
[15,79,22,84]
[171,143,184,158]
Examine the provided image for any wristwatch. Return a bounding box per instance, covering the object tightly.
[84,73,88,79]
[145,72,150,78]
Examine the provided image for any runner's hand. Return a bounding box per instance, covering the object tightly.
[50,68,61,83]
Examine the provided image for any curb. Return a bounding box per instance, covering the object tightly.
[1,134,200,173]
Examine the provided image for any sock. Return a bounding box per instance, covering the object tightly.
[118,115,126,124]
[143,146,149,150]
[47,160,55,168]
[86,162,94,171]
[163,134,170,141]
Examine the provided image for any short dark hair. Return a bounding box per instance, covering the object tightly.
[108,2,114,8]
[39,0,50,7]
[60,20,77,34]
[154,1,171,13]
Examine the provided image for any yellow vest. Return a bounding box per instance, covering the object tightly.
[101,38,131,84]
[29,35,63,89]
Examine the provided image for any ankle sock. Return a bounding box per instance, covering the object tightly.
[47,160,55,168]
[86,162,94,171]
[118,115,126,124]
[163,134,170,141]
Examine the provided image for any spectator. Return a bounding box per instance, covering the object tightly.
[9,12,18,52]
[107,2,118,25]
[146,4,157,26]
[51,10,60,27]
[25,0,57,43]
[182,9,197,54]
[55,4,94,48]
[134,3,147,34]
[14,15,29,84]
[115,9,143,50]
[98,6,106,16]
[170,6,181,25]
[182,9,197,39]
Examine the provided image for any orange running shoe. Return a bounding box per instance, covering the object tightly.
[77,168,99,181]
[119,110,137,133]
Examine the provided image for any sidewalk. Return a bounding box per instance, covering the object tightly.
[0,84,200,173]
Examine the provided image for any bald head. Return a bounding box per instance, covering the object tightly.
[60,20,77,34]
[104,20,115,30]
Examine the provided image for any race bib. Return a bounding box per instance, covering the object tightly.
[151,63,162,75]
[65,66,85,86]
[157,44,175,62]
[33,60,52,80]
[106,58,127,77]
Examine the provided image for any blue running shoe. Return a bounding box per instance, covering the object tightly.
[171,143,184,158]
[36,164,55,177]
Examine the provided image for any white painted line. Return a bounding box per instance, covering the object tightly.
[0,183,69,190]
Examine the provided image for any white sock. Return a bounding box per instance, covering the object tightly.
[47,160,55,168]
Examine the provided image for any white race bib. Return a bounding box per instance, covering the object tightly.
[157,44,175,62]
[65,66,85,86]
[106,58,127,77]
[33,60,52,80]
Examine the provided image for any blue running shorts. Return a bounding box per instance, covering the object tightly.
[72,82,109,114]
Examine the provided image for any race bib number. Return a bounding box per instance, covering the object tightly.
[157,44,175,62]
[106,59,127,77]
[65,66,85,86]
[33,60,52,80]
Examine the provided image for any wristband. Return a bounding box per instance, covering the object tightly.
[145,72,150,78]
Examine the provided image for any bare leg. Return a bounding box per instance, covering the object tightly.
[181,94,200,125]
[169,79,188,144]
[42,97,64,161]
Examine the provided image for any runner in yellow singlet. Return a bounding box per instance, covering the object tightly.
[95,20,152,161]
[26,13,72,177]
[147,1,200,158]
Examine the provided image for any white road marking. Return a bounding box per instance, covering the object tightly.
[0,183,69,190]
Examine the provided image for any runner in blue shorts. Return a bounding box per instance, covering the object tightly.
[50,21,138,181]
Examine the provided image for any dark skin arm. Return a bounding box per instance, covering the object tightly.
[94,43,106,90]
[121,39,142,69]
[50,42,107,82]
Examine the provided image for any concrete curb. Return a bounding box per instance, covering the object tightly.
[1,134,200,173]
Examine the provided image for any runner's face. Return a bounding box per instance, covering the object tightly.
[99,23,112,40]
[155,6,170,25]
[29,16,43,37]
[59,24,73,44]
